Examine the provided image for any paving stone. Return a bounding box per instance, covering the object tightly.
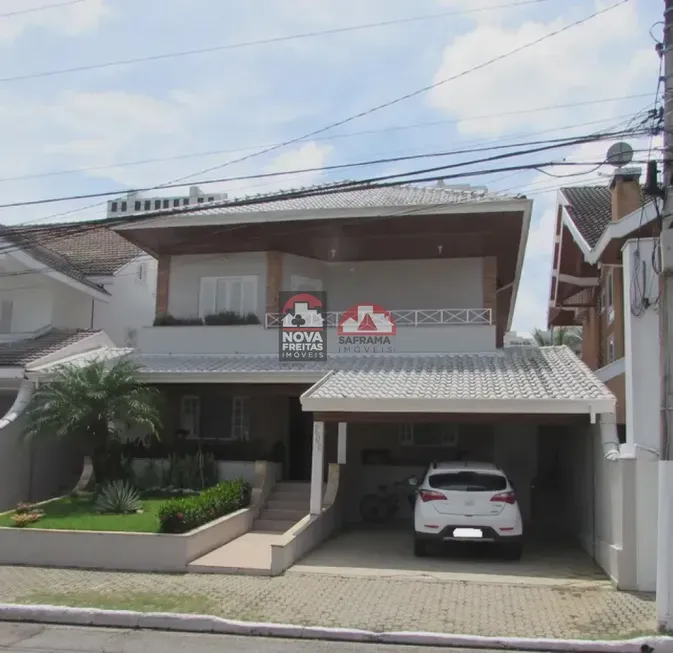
[0,566,656,639]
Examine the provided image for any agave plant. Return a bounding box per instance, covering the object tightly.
[95,480,142,514]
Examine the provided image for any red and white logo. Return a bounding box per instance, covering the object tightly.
[338,304,396,336]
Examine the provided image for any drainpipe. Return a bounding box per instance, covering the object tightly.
[599,412,622,460]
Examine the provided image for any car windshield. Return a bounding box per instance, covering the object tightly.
[428,471,507,492]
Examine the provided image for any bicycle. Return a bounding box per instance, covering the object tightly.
[359,476,417,523]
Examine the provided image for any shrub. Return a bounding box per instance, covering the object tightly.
[11,511,43,527]
[157,478,250,534]
[203,311,260,326]
[15,502,34,515]
[153,314,204,327]
[95,480,142,514]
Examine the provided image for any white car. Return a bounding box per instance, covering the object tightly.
[410,461,523,560]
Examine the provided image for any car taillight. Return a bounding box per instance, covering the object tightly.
[491,491,516,505]
[419,490,446,502]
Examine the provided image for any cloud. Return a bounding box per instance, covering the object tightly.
[428,1,652,136]
[0,0,109,44]
[259,142,334,193]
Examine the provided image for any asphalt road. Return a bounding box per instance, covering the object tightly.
[0,623,536,653]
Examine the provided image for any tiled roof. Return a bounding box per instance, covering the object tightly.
[6,223,144,276]
[561,186,612,248]
[0,329,101,367]
[561,185,650,249]
[133,348,613,406]
[119,182,519,221]
[0,225,108,294]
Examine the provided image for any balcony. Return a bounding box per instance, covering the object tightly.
[137,307,496,356]
[264,308,491,329]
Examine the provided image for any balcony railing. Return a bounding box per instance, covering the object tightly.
[264,308,492,329]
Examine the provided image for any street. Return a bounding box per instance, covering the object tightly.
[0,623,531,653]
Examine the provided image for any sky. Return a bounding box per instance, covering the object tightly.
[0,0,662,332]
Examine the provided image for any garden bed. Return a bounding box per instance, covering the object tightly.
[0,495,166,533]
[0,461,277,573]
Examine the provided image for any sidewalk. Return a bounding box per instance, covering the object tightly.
[0,565,656,639]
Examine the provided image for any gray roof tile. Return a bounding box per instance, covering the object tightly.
[0,329,101,367]
[133,347,612,404]
[119,182,517,221]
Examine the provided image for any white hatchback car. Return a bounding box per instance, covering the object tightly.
[411,461,523,560]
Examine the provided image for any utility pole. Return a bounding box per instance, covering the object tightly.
[657,0,673,632]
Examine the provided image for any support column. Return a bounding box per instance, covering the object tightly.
[310,421,325,515]
[337,422,347,464]
[155,255,171,317]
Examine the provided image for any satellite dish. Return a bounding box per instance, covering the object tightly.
[606,142,634,168]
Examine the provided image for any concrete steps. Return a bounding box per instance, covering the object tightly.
[250,481,311,534]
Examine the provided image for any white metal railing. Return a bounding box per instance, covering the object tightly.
[264,308,492,329]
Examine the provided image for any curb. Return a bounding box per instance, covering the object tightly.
[0,603,671,651]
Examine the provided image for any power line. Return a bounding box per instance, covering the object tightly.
[0,0,85,19]
[0,127,650,210]
[0,158,650,283]
[13,0,629,226]
[0,0,551,83]
[0,92,652,185]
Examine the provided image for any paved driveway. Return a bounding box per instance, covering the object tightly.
[292,529,610,588]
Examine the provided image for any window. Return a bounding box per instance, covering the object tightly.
[0,299,13,333]
[197,197,205,203]
[173,199,180,207]
[399,423,458,447]
[144,200,151,210]
[110,201,118,213]
[120,201,127,212]
[154,200,161,210]
[198,276,258,317]
[606,269,614,324]
[291,275,323,292]
[428,471,506,492]
[231,396,251,441]
[162,199,169,209]
[180,396,200,438]
[134,201,141,211]
[607,334,615,363]
[207,196,214,202]
[183,198,189,206]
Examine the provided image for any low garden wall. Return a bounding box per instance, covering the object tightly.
[0,461,278,573]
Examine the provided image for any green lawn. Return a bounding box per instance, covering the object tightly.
[0,495,166,533]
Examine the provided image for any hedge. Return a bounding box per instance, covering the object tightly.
[157,478,251,534]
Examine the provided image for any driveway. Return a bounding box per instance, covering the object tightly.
[291,529,610,588]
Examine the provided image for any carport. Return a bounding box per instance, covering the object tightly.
[299,348,619,583]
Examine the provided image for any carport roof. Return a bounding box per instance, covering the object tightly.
[300,346,615,416]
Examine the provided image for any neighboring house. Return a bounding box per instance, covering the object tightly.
[0,222,157,347]
[503,330,535,346]
[0,223,157,510]
[547,166,661,591]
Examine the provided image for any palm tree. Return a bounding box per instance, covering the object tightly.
[532,326,583,354]
[23,357,162,484]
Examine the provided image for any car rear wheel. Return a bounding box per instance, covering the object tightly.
[501,541,523,561]
[414,538,429,557]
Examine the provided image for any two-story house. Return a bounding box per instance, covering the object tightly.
[547,166,661,591]
[0,222,157,511]
[65,181,637,578]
